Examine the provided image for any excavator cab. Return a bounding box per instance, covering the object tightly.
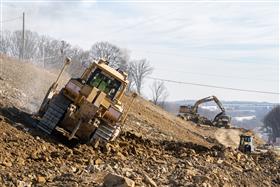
[213,112,231,128]
[239,135,254,153]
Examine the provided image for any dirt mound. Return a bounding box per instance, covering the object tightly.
[0,55,69,112]
[0,55,279,186]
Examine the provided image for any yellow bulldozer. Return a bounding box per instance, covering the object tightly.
[37,57,136,144]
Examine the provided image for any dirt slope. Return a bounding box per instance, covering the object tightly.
[0,55,70,112]
[0,55,279,186]
[0,55,215,148]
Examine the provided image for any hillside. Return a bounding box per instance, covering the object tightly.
[0,55,279,186]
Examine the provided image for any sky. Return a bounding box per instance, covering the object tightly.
[1,0,279,103]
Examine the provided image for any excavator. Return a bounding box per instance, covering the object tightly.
[178,96,231,128]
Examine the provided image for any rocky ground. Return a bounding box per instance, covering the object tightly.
[0,55,279,186]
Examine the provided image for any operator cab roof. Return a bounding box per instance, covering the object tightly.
[95,60,129,84]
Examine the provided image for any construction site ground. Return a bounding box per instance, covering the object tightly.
[0,55,279,186]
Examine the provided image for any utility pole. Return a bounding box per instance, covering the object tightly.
[21,12,25,60]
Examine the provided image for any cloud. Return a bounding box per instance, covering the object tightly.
[1,1,279,102]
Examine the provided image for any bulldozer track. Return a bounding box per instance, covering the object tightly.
[38,94,70,134]
[92,122,116,142]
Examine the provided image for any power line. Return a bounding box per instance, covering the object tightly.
[155,68,278,82]
[147,76,279,95]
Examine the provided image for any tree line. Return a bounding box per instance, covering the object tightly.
[263,105,280,144]
[0,30,168,107]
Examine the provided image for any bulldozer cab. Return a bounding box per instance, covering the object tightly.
[81,60,128,102]
[239,135,254,153]
[87,69,121,99]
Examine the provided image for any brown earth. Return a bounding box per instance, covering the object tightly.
[0,55,279,186]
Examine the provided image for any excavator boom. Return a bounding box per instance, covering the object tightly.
[192,95,225,113]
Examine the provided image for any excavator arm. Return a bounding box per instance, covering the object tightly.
[191,95,231,128]
[192,95,225,113]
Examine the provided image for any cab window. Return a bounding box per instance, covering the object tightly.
[87,68,122,100]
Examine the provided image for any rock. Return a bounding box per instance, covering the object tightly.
[217,159,224,164]
[151,156,167,164]
[236,153,242,161]
[103,173,135,187]
[188,149,196,155]
[17,157,25,166]
[37,176,46,183]
[50,151,60,158]
[143,173,157,187]
[186,168,197,176]
[17,180,31,187]
[31,151,39,160]
[117,152,127,160]
[263,180,271,186]
[185,160,193,166]
[94,158,103,165]
[224,161,243,172]
[2,160,12,167]
[122,168,133,177]
[193,175,208,183]
[205,156,214,163]
[202,182,212,187]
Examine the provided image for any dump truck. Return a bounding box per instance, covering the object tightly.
[37,57,136,144]
[178,96,231,128]
[238,135,254,153]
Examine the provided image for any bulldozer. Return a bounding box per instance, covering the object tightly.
[238,135,254,153]
[177,96,231,128]
[37,57,136,144]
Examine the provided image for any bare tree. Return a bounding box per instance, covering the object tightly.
[23,31,41,60]
[130,59,153,94]
[150,80,168,107]
[1,31,132,80]
[0,31,12,54]
[1,30,40,60]
[263,105,280,143]
[8,30,22,58]
[89,41,128,71]
[67,48,90,77]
